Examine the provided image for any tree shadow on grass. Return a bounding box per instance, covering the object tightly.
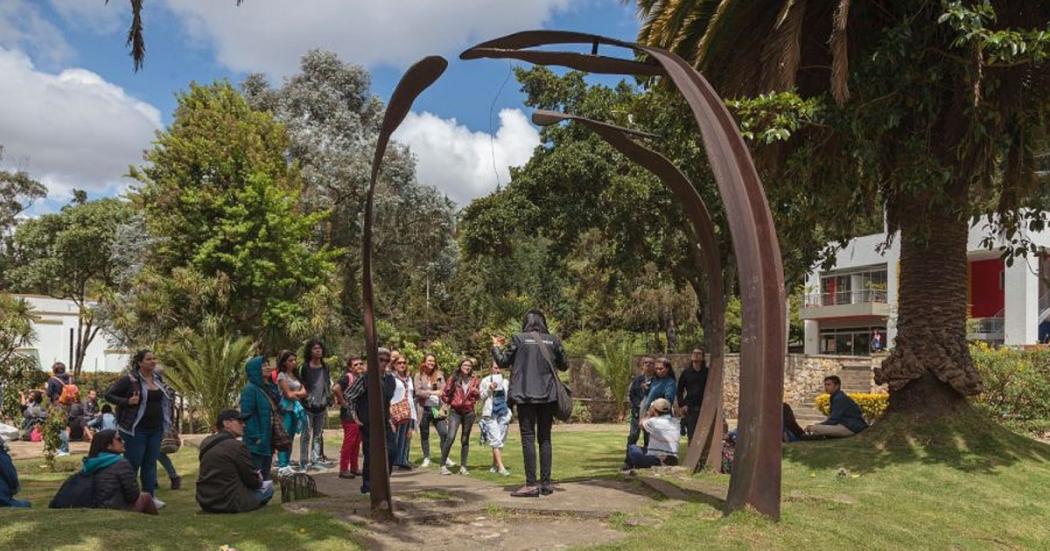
[784,406,1050,475]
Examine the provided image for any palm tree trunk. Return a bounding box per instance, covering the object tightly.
[875,203,983,414]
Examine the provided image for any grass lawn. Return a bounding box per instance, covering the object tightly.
[3,411,1050,550]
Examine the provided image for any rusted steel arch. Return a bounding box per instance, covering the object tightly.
[462,31,786,519]
[530,110,727,473]
[362,55,448,521]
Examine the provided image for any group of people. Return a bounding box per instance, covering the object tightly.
[620,350,870,472]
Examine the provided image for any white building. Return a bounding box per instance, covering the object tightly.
[13,294,129,373]
[801,216,1050,355]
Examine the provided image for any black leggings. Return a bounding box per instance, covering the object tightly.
[517,402,556,486]
[441,410,475,467]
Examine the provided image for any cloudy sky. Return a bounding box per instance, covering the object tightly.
[0,0,639,210]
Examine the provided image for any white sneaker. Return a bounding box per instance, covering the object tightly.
[421,457,431,468]
[459,467,469,475]
[498,467,511,477]
[277,466,296,477]
[445,458,456,467]
[152,497,166,509]
[489,466,497,473]
[439,466,452,475]
[308,462,326,472]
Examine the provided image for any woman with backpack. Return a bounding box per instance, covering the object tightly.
[491,310,568,498]
[50,429,156,514]
[479,360,512,476]
[389,352,418,470]
[104,350,172,504]
[439,358,480,475]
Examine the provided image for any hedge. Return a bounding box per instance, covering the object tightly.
[815,392,889,421]
[971,342,1050,435]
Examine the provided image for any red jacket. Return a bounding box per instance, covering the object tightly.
[442,376,480,414]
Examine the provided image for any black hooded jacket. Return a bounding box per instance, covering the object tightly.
[492,332,568,405]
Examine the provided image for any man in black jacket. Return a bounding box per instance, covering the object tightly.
[805,376,869,438]
[626,356,655,449]
[676,348,709,443]
[196,410,272,513]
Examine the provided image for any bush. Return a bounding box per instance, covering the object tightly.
[815,392,888,421]
[971,343,1050,435]
[75,372,123,394]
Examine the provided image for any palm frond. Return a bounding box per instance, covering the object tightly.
[760,0,807,92]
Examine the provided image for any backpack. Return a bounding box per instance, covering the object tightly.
[49,471,98,508]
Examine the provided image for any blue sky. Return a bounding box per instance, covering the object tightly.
[0,0,641,208]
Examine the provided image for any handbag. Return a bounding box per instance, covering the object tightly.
[160,432,181,454]
[531,332,573,421]
[262,389,291,452]
[390,395,412,425]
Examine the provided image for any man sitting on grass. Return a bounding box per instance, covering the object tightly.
[805,375,869,438]
[623,398,680,471]
[196,409,273,513]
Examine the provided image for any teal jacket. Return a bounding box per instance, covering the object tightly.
[239,356,273,457]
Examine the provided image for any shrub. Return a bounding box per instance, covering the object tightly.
[815,392,889,421]
[42,407,65,470]
[584,333,643,421]
[971,343,1050,435]
[161,324,253,429]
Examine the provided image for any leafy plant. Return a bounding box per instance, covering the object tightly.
[971,343,1050,435]
[42,407,65,471]
[815,392,889,422]
[161,323,253,429]
[585,334,643,421]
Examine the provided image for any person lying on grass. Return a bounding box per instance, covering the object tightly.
[805,376,869,438]
[623,398,680,471]
[49,429,158,514]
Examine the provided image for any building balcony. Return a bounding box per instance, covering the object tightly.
[968,317,1005,343]
[801,289,889,320]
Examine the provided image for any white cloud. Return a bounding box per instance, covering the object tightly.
[0,48,162,199]
[0,0,73,65]
[394,108,539,204]
[163,0,576,74]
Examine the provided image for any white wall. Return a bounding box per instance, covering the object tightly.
[14,294,129,374]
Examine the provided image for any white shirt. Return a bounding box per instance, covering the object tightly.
[479,374,511,419]
[642,415,681,457]
[392,374,417,421]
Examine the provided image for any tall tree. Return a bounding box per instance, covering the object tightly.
[129,82,340,350]
[633,0,1050,413]
[242,51,457,340]
[0,146,47,285]
[7,198,132,375]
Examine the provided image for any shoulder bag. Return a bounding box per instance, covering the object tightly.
[260,387,291,452]
[389,376,413,425]
[531,332,573,421]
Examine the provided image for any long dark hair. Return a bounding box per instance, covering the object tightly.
[521,309,549,334]
[302,338,327,366]
[277,349,297,375]
[131,349,151,372]
[450,358,476,384]
[88,429,120,458]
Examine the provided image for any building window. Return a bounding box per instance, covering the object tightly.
[818,326,887,356]
[817,267,888,306]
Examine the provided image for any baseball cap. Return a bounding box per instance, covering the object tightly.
[216,409,245,426]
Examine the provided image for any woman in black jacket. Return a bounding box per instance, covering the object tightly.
[52,430,156,513]
[491,310,568,498]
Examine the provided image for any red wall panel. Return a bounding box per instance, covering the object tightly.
[969,259,1004,317]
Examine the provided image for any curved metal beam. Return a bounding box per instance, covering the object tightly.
[362,55,447,520]
[531,110,726,473]
[463,32,786,519]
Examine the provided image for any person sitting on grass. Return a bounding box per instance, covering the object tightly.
[87,404,118,432]
[0,436,30,508]
[50,429,158,514]
[623,398,680,471]
[805,375,869,438]
[196,409,273,514]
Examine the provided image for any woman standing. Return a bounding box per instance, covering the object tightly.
[640,358,677,416]
[275,350,307,476]
[479,361,512,476]
[492,310,568,497]
[333,356,365,479]
[439,358,480,475]
[104,350,172,505]
[414,354,449,468]
[240,356,275,480]
[390,352,417,470]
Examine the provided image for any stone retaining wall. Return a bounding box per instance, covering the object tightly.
[570,353,889,421]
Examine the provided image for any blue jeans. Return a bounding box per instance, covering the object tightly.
[300,409,327,467]
[58,430,69,453]
[123,427,163,494]
[625,444,663,469]
[158,453,178,479]
[1,498,30,508]
[394,420,414,467]
[254,484,274,508]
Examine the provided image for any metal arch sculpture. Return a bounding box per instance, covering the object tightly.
[460,31,786,518]
[529,110,727,473]
[362,55,447,521]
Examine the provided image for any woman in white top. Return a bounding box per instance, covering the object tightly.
[479,361,512,476]
[390,352,418,470]
[275,350,307,475]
